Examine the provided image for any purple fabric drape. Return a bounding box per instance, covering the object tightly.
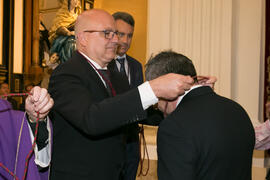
[0,99,49,180]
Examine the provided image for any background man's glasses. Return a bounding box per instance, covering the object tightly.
[84,30,118,39]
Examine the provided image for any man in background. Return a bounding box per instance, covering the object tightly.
[108,11,143,180]
[0,82,17,109]
[145,50,255,180]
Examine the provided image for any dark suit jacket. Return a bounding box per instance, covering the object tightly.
[48,51,147,180]
[157,86,255,180]
[108,55,143,89]
[108,55,144,142]
[126,55,143,89]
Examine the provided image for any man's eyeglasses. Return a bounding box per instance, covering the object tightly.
[83,30,119,39]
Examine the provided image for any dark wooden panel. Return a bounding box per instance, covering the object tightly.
[0,0,13,85]
[0,65,7,83]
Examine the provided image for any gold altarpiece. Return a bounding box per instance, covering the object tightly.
[23,0,94,87]
[24,0,42,86]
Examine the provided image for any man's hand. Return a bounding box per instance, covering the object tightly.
[149,73,194,100]
[25,86,54,122]
[197,76,217,89]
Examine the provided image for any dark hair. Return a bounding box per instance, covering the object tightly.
[145,50,197,81]
[112,12,135,27]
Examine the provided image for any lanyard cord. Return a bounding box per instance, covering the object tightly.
[84,58,116,97]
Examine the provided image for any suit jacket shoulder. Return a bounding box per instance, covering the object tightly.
[157,86,254,180]
[126,54,143,88]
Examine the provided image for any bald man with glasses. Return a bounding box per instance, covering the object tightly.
[48,9,194,180]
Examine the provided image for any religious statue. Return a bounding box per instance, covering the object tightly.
[39,13,50,67]
[41,53,60,89]
[49,0,81,63]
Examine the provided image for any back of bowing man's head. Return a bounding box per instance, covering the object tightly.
[145,50,197,81]
[145,50,197,116]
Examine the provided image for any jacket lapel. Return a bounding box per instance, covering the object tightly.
[75,51,111,97]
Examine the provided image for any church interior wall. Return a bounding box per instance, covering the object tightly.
[148,0,264,124]
[147,0,267,172]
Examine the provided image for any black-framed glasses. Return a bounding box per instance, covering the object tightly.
[83,30,118,39]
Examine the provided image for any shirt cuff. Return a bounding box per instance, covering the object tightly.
[138,81,158,110]
[27,116,51,168]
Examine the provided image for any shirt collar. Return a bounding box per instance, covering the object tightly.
[176,84,203,107]
[115,54,126,60]
[79,51,107,70]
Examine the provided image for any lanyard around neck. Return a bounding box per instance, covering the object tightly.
[85,58,116,96]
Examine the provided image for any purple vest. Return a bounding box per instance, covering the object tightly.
[0,99,51,180]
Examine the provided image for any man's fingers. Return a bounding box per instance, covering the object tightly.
[26,93,35,104]
[205,76,217,84]
[182,82,192,91]
[34,94,50,112]
[34,88,48,107]
[185,76,194,84]
[27,97,54,120]
[37,98,54,119]
[149,73,194,100]
[25,86,54,121]
[30,86,42,102]
[39,96,54,114]
[176,76,193,93]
